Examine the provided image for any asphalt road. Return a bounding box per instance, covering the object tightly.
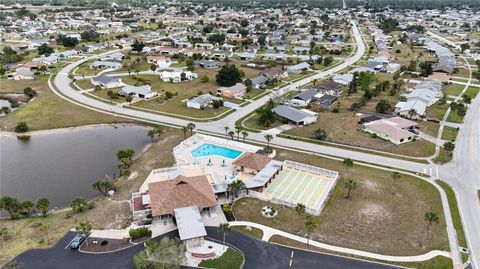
[49,19,480,269]
[12,228,402,269]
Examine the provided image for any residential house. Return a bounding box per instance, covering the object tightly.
[250,75,268,89]
[333,73,353,85]
[147,55,172,68]
[272,105,317,125]
[91,75,123,89]
[90,61,122,69]
[7,67,35,80]
[217,83,247,99]
[313,81,344,96]
[194,59,219,69]
[100,52,124,62]
[211,50,233,59]
[160,71,197,82]
[362,117,418,145]
[262,67,288,80]
[118,85,158,99]
[315,94,338,109]
[286,62,310,74]
[237,52,256,61]
[186,94,221,109]
[290,89,318,107]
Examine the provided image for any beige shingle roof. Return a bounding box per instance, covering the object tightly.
[232,152,272,171]
[148,175,217,217]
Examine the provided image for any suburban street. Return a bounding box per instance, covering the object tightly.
[49,19,480,269]
[13,229,401,269]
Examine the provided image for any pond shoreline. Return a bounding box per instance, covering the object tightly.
[0,122,146,137]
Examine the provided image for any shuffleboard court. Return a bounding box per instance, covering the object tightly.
[264,163,339,215]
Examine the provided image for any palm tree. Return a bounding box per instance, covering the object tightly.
[228,180,246,200]
[264,134,273,147]
[266,98,275,109]
[241,131,248,142]
[342,158,353,176]
[76,221,92,247]
[147,129,156,140]
[235,126,242,141]
[295,203,306,215]
[305,215,317,245]
[343,178,357,199]
[391,172,401,185]
[313,78,317,86]
[228,131,235,140]
[181,126,188,139]
[408,108,417,119]
[187,123,196,137]
[224,126,229,138]
[218,223,231,250]
[422,212,439,247]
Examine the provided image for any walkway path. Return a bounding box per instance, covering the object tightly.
[229,221,451,263]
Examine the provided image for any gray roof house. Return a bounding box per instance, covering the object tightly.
[251,75,268,89]
[186,94,221,109]
[291,89,318,106]
[272,105,317,125]
[91,75,123,88]
[237,52,256,61]
[118,85,158,99]
[314,81,344,96]
[286,62,310,74]
[90,61,122,69]
[194,59,219,69]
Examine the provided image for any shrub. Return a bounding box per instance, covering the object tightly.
[129,227,152,239]
[14,122,29,133]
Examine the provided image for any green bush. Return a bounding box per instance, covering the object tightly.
[129,227,152,239]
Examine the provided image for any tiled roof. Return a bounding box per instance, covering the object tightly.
[148,175,217,217]
[232,152,272,171]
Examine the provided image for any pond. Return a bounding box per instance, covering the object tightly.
[0,125,150,210]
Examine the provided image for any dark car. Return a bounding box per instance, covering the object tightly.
[70,234,86,249]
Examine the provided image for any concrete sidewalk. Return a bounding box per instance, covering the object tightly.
[229,221,451,263]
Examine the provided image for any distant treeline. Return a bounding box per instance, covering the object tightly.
[1,0,478,9]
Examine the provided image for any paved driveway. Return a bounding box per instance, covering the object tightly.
[13,228,401,269]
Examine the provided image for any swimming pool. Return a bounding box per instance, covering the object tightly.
[191,143,242,159]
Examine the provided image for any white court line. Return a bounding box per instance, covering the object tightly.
[277,172,307,200]
[285,173,311,202]
[271,170,300,196]
[295,174,318,204]
[267,170,293,195]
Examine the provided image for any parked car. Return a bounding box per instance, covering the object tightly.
[70,234,86,249]
[427,118,440,123]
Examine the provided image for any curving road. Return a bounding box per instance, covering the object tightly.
[50,20,480,269]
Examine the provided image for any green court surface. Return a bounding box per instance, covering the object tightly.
[265,168,332,209]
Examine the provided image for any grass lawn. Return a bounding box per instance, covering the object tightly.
[74,59,103,76]
[453,68,470,78]
[269,235,452,269]
[198,248,244,269]
[434,148,452,164]
[463,87,479,99]
[443,84,465,97]
[118,73,232,118]
[441,126,459,141]
[426,103,449,120]
[0,77,135,131]
[417,121,440,138]
[242,113,284,131]
[435,180,467,248]
[109,55,150,73]
[75,79,95,90]
[231,226,263,239]
[283,112,435,158]
[446,110,464,123]
[234,149,448,256]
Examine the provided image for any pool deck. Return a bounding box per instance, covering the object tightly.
[171,134,264,186]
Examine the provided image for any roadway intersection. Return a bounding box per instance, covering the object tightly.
[49,20,480,269]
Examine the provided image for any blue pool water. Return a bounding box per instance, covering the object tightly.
[191,143,242,159]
